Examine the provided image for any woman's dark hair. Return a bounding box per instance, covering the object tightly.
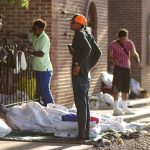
[117,28,128,38]
[33,19,47,29]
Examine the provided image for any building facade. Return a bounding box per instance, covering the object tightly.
[0,0,108,106]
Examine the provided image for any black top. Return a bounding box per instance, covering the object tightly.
[71,28,102,77]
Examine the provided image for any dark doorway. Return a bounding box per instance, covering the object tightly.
[87,2,97,40]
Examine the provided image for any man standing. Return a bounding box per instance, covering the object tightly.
[69,14,101,140]
[109,28,141,116]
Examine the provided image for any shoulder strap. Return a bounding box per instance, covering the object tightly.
[117,40,129,56]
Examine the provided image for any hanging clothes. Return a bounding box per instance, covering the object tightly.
[14,51,27,74]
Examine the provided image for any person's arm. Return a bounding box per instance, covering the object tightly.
[130,41,141,65]
[28,35,50,57]
[131,48,141,68]
[27,50,44,57]
[27,33,50,57]
[132,49,140,63]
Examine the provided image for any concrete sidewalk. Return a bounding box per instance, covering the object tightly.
[0,98,150,150]
[92,98,150,122]
[0,141,93,150]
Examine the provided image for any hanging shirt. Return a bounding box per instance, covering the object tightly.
[109,39,135,68]
[28,32,53,71]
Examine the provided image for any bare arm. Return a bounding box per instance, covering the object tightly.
[27,50,44,57]
[131,48,140,64]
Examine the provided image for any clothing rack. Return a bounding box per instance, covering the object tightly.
[0,44,36,106]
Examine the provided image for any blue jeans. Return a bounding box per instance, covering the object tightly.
[35,71,54,106]
[72,75,90,139]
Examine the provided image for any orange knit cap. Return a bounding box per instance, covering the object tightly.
[74,14,87,26]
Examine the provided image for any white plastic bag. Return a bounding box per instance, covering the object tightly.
[130,79,141,96]
[0,119,12,137]
[21,52,27,70]
[89,96,100,110]
[55,121,78,131]
[103,93,114,105]
[6,102,55,132]
[101,72,113,87]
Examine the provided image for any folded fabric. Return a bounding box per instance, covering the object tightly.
[0,119,12,137]
[55,121,78,131]
[62,114,77,122]
[62,114,100,124]
[90,116,99,124]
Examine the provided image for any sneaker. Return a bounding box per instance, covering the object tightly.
[124,108,135,115]
[113,109,125,116]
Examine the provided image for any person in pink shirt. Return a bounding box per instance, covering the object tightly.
[109,28,141,116]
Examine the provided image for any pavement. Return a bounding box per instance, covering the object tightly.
[0,141,93,150]
[0,98,150,150]
[93,98,150,122]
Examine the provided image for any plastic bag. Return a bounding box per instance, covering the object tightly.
[0,119,12,137]
[130,79,141,96]
[101,72,113,87]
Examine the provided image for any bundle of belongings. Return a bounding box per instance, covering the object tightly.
[0,102,143,142]
[101,71,148,99]
[129,78,149,99]
[89,92,114,110]
[101,72,113,95]
[1,102,101,139]
[0,118,12,137]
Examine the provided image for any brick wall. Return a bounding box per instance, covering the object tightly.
[108,0,142,82]
[0,0,55,100]
[52,0,108,106]
[0,0,52,38]
[0,0,108,106]
[141,0,150,92]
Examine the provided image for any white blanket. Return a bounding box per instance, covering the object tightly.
[6,102,141,138]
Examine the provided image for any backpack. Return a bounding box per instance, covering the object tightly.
[85,31,102,69]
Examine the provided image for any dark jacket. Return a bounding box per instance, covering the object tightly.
[71,28,101,77]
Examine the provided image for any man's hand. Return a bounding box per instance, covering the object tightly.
[73,64,80,76]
